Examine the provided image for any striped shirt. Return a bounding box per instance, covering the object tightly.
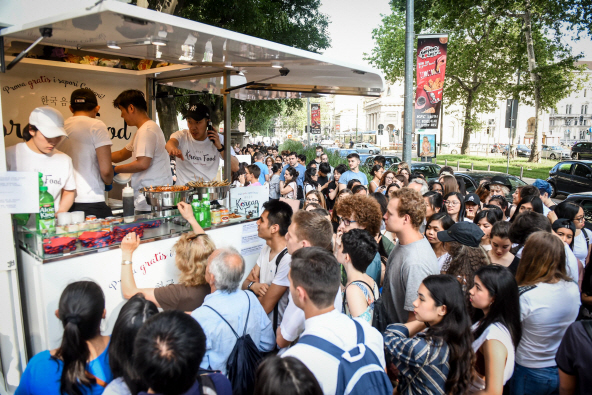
[384,324,449,395]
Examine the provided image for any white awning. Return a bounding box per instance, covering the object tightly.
[0,0,385,100]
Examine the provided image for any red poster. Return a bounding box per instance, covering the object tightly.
[311,103,321,134]
[415,35,448,130]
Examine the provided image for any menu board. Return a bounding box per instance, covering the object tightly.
[415,35,448,130]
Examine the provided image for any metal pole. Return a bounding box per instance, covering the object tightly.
[355,103,359,143]
[307,97,311,147]
[403,0,415,163]
[223,70,232,180]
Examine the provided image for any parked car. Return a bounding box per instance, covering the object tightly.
[563,192,592,230]
[455,171,527,204]
[388,162,441,181]
[338,149,360,158]
[437,143,460,155]
[362,155,402,170]
[547,160,592,197]
[541,145,570,160]
[515,144,531,157]
[570,142,592,160]
[353,142,381,155]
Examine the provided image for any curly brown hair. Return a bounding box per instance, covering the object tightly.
[389,188,426,229]
[334,195,382,236]
[442,242,490,291]
[173,233,216,286]
[380,170,396,186]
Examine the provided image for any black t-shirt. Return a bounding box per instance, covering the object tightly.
[318,175,329,189]
[556,321,592,395]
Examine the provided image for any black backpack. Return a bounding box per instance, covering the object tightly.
[204,292,263,395]
[272,248,289,333]
[343,280,389,333]
[296,184,304,200]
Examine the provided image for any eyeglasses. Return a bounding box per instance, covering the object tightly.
[306,198,319,203]
[574,215,585,222]
[491,195,505,199]
[444,200,460,206]
[385,176,395,181]
[338,216,357,226]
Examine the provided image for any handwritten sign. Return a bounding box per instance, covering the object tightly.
[231,186,268,217]
[1,62,145,152]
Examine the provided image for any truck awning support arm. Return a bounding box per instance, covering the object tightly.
[6,28,53,71]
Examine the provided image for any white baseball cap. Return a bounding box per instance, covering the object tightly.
[29,107,67,138]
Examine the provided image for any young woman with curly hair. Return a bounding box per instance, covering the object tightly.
[119,202,216,311]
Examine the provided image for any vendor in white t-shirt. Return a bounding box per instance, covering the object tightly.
[6,107,76,213]
[60,88,114,218]
[111,90,173,212]
[165,103,239,186]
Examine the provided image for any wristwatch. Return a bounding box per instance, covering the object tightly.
[122,260,132,265]
[247,281,255,289]
[217,144,225,153]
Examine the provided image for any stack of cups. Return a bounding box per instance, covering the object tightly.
[71,211,85,224]
[56,212,72,235]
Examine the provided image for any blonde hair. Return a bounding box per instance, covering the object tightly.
[516,231,571,286]
[173,233,216,286]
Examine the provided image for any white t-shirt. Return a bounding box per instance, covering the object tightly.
[437,252,450,270]
[516,280,580,368]
[6,143,76,209]
[169,129,236,185]
[278,289,342,355]
[60,116,113,203]
[471,322,515,388]
[282,310,386,395]
[125,120,173,211]
[256,245,291,324]
[573,228,592,264]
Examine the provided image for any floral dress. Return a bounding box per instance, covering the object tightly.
[343,280,380,325]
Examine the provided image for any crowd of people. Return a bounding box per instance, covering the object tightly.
[15,143,592,395]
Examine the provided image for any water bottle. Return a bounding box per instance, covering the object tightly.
[122,184,135,223]
[36,186,55,234]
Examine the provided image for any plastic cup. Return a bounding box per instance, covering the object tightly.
[57,212,72,226]
[71,211,85,224]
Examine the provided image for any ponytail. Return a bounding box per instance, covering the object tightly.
[54,281,105,395]
[23,124,36,141]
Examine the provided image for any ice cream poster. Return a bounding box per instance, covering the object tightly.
[415,34,448,130]
[418,133,437,158]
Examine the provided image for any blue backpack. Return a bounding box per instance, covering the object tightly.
[298,319,393,395]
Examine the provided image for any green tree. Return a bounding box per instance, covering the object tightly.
[146,0,330,138]
[366,7,520,154]
[387,0,591,162]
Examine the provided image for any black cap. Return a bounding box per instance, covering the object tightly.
[485,175,512,190]
[437,221,484,247]
[465,193,480,205]
[70,88,100,116]
[183,103,210,122]
[71,88,98,105]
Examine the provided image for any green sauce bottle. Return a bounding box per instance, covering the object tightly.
[36,186,55,234]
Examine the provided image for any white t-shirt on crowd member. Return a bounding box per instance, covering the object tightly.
[169,129,236,185]
[282,310,386,395]
[125,120,172,211]
[6,142,76,209]
[256,245,291,325]
[471,322,515,389]
[516,280,580,368]
[573,228,592,264]
[278,289,342,356]
[60,116,113,203]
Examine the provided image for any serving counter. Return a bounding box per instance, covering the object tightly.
[17,195,268,357]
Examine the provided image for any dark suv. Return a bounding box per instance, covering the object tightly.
[547,160,592,197]
[570,142,592,160]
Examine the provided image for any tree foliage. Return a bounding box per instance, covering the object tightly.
[148,0,330,137]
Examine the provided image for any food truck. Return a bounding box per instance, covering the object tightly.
[0,1,384,391]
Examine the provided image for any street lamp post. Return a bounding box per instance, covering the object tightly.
[403,0,414,163]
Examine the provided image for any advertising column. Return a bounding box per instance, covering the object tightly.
[310,103,321,135]
[415,34,448,160]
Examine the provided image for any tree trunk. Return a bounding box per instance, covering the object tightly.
[461,91,475,155]
[523,7,542,163]
[155,85,179,141]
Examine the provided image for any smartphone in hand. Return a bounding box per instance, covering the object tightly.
[207,121,216,142]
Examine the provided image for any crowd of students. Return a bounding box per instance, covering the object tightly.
[15,145,592,395]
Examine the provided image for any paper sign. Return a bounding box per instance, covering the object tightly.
[0,172,39,213]
[231,186,268,217]
[241,244,264,256]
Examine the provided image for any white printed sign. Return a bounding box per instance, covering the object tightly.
[0,171,38,213]
[1,62,145,152]
[230,185,268,217]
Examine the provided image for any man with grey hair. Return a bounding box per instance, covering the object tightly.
[191,248,275,374]
[408,177,429,195]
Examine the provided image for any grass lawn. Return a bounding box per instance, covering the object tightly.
[435,155,555,180]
